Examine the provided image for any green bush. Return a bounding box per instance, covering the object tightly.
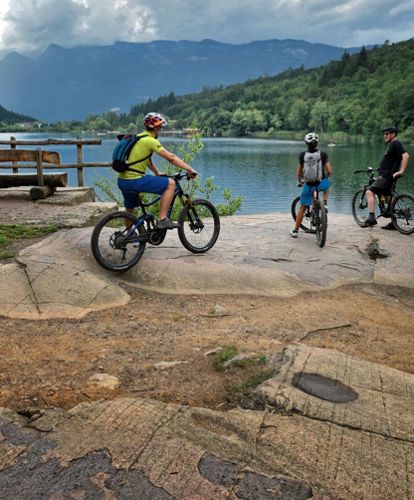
[95,133,244,217]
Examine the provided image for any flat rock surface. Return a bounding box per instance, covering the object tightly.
[1,385,413,499]
[257,344,414,442]
[1,202,413,498]
[0,212,413,319]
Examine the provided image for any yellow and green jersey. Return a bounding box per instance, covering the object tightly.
[118,131,164,180]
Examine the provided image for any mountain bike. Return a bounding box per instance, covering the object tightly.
[291,185,327,247]
[352,167,414,234]
[91,171,220,271]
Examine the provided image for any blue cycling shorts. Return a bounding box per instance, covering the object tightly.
[300,178,331,206]
[117,175,169,209]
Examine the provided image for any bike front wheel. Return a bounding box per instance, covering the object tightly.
[91,211,146,272]
[391,193,414,234]
[352,189,370,226]
[178,199,220,253]
[291,196,316,234]
[314,201,327,247]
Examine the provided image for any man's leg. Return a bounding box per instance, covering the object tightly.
[318,178,330,210]
[366,188,376,213]
[295,205,306,230]
[291,185,311,237]
[124,207,134,228]
[362,188,377,226]
[159,178,176,220]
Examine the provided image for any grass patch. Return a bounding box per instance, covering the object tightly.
[223,370,275,410]
[212,344,273,409]
[0,250,14,260]
[230,355,267,370]
[213,344,267,372]
[212,344,238,371]
[0,223,60,259]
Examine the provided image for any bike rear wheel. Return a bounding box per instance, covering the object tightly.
[391,193,414,234]
[291,196,316,234]
[352,188,370,226]
[314,201,327,247]
[91,211,146,272]
[178,199,220,253]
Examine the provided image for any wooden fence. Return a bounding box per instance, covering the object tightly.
[0,136,112,187]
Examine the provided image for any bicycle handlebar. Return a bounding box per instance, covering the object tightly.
[169,171,195,181]
[352,167,404,179]
[353,167,378,174]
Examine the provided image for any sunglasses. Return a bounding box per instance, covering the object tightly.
[383,132,390,136]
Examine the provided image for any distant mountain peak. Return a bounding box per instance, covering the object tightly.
[0,37,365,121]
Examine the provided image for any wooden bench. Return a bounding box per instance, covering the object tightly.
[0,149,68,200]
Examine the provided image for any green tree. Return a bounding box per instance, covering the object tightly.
[309,100,331,132]
[287,99,309,130]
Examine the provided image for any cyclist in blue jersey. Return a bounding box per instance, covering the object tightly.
[290,133,332,238]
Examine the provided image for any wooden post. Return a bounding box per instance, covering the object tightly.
[76,141,84,187]
[36,148,44,186]
[10,136,18,174]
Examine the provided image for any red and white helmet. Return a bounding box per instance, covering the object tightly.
[144,112,167,129]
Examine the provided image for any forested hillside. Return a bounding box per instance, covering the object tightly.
[0,105,36,124]
[127,39,414,140]
[0,39,362,121]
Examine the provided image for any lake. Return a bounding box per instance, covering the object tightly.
[1,132,413,215]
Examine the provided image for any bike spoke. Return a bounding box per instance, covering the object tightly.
[352,189,370,226]
[91,211,146,271]
[392,194,414,234]
[178,199,220,253]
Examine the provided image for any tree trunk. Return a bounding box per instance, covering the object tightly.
[0,173,68,188]
[30,185,56,200]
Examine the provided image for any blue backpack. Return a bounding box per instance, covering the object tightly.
[112,133,152,173]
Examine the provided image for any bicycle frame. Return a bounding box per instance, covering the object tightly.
[357,170,400,219]
[310,187,322,221]
[123,172,192,242]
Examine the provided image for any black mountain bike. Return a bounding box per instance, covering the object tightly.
[352,167,414,234]
[291,185,327,247]
[91,172,220,271]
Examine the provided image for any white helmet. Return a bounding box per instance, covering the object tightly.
[304,132,319,144]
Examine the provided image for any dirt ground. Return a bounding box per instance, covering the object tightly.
[0,280,413,413]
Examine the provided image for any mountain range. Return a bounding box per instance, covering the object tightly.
[0,38,364,122]
[0,104,35,124]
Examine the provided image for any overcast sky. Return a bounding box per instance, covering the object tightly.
[0,0,413,58]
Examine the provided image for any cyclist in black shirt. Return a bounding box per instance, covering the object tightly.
[363,126,410,228]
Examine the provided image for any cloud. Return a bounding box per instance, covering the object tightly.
[0,0,413,57]
[0,0,157,55]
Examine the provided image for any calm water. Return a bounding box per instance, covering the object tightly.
[1,132,413,214]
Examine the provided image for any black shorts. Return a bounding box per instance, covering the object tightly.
[368,176,393,195]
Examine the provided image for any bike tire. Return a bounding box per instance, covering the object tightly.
[291,196,316,234]
[391,193,414,235]
[91,211,146,272]
[315,201,327,247]
[178,199,220,253]
[352,189,370,226]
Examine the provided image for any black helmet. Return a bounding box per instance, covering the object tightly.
[382,125,399,134]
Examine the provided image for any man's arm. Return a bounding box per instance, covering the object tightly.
[148,159,160,176]
[297,163,303,185]
[393,151,410,177]
[325,160,333,176]
[157,148,197,177]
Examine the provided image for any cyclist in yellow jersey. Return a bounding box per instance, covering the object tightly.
[117,112,197,229]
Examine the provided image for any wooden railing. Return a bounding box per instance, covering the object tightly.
[0,136,112,187]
